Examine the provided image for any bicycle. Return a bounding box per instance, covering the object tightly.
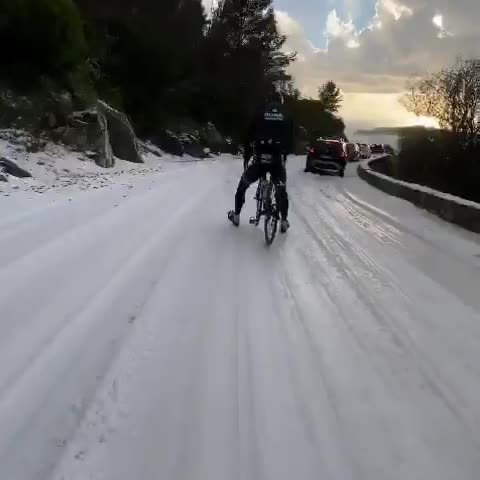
[249,169,279,246]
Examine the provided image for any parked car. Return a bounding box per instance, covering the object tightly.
[358,143,371,159]
[383,144,395,155]
[305,139,347,177]
[370,144,385,154]
[346,142,360,162]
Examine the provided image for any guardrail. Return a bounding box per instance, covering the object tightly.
[357,156,480,233]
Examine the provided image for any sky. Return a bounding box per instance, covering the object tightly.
[203,0,480,131]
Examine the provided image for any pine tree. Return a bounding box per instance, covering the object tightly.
[205,0,294,137]
[211,0,293,81]
[75,0,206,131]
[318,81,342,113]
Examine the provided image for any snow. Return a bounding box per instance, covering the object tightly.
[1,151,480,480]
[361,158,480,210]
[0,130,164,196]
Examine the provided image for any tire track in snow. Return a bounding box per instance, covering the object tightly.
[0,176,220,480]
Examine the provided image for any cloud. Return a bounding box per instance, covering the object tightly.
[325,10,356,42]
[277,0,480,97]
[381,0,412,20]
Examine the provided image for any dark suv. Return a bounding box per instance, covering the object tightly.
[383,144,395,155]
[305,139,347,177]
[370,144,385,154]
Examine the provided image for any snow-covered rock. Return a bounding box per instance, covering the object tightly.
[96,108,114,168]
[150,130,184,157]
[97,100,143,164]
[0,157,32,178]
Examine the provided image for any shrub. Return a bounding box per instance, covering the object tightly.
[396,130,480,203]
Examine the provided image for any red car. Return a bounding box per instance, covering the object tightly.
[305,139,347,177]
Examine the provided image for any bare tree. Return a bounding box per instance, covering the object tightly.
[401,59,480,143]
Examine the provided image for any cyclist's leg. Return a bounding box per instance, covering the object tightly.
[243,142,253,171]
[235,162,261,215]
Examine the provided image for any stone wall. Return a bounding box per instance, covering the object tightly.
[358,157,480,234]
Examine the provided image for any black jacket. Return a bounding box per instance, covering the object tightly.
[245,102,294,154]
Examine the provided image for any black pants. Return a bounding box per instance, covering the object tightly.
[243,142,253,171]
[235,160,289,220]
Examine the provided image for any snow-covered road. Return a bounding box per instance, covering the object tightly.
[1,156,480,480]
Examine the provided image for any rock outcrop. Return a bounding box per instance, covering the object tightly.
[200,123,224,155]
[150,130,184,157]
[49,101,142,168]
[96,108,115,168]
[0,157,32,178]
[180,133,207,159]
[97,101,143,164]
[222,138,239,155]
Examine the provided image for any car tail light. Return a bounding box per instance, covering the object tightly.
[308,147,316,154]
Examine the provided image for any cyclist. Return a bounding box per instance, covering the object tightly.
[228,89,293,233]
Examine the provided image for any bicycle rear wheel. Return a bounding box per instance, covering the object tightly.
[255,180,263,226]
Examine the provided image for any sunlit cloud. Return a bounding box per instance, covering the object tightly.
[274,0,480,128]
[381,0,413,20]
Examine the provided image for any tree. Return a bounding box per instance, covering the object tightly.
[75,0,207,132]
[1,0,87,86]
[204,0,295,137]
[318,81,342,113]
[401,59,480,143]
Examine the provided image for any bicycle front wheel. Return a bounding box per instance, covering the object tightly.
[264,214,278,245]
[263,183,278,245]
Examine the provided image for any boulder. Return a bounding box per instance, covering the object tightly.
[26,138,47,153]
[150,130,184,157]
[140,142,162,158]
[96,109,115,168]
[0,174,8,182]
[52,107,112,167]
[71,110,98,124]
[222,138,239,155]
[97,100,143,164]
[183,138,207,159]
[84,151,99,160]
[0,157,32,178]
[67,109,105,153]
[200,123,224,155]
